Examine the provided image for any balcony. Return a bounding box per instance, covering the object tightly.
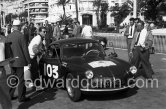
[30,11,48,14]
[23,0,48,4]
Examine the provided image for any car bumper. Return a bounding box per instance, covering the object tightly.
[80,83,135,92]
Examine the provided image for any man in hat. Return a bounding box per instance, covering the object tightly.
[6,19,31,102]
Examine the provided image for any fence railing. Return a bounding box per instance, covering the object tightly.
[94,32,166,54]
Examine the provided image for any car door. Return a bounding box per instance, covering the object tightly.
[39,45,63,80]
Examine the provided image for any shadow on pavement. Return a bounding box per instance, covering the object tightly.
[17,88,57,109]
[84,87,139,101]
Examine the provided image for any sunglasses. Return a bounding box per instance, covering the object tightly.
[42,31,47,33]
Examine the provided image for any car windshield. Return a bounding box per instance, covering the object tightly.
[63,42,105,58]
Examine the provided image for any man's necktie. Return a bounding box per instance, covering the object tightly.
[130,27,133,36]
[135,33,140,45]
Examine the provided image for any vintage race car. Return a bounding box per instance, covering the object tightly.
[39,38,137,101]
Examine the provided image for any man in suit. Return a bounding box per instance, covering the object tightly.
[53,21,61,41]
[130,20,154,79]
[6,20,31,102]
[124,18,136,60]
[21,22,29,46]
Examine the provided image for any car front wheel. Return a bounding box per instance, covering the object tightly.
[66,73,81,102]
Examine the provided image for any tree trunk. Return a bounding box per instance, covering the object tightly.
[63,5,66,18]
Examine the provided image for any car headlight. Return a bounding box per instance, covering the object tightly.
[129,66,137,74]
[100,41,105,46]
[85,70,94,79]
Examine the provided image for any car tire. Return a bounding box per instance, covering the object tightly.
[66,73,81,102]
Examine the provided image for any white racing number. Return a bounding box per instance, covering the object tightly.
[44,64,59,79]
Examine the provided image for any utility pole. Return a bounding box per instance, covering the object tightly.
[75,0,78,21]
[133,0,137,18]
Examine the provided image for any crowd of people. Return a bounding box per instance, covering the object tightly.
[0,17,156,109]
[0,19,94,109]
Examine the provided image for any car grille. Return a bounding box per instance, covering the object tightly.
[91,77,125,89]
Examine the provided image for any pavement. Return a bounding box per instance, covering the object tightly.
[1,49,166,109]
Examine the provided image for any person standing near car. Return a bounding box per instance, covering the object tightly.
[44,20,52,47]
[6,19,31,102]
[21,22,30,46]
[124,18,136,60]
[63,23,69,39]
[53,21,61,41]
[28,27,47,90]
[130,20,154,79]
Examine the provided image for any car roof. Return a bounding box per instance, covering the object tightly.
[50,37,98,46]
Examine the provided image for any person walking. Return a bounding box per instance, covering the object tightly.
[124,18,136,60]
[53,21,61,41]
[6,19,31,102]
[130,20,154,79]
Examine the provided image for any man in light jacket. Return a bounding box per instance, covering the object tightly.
[130,20,154,79]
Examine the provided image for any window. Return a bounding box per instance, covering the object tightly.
[63,42,104,58]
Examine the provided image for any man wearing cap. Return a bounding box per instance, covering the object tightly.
[6,19,31,102]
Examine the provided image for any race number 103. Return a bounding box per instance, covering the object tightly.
[44,63,59,79]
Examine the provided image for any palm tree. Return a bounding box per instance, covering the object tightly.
[57,0,70,18]
[75,0,78,21]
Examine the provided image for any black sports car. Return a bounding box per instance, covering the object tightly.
[39,38,137,101]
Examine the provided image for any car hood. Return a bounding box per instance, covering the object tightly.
[65,56,130,79]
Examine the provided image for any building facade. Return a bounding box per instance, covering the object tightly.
[48,0,127,27]
[23,0,49,23]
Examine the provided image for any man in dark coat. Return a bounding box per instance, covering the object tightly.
[29,23,36,43]
[0,30,12,109]
[21,22,29,45]
[6,20,31,102]
[45,20,53,47]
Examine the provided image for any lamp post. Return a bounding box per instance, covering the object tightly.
[133,0,137,18]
